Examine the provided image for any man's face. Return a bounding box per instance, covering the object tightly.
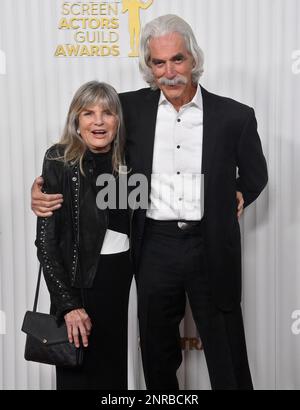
[148,32,195,105]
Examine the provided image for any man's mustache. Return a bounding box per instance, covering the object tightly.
[158,75,188,86]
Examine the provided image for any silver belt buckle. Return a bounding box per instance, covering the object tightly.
[177,221,189,230]
[177,221,200,231]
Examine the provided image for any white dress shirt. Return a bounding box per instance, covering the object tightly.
[147,85,204,221]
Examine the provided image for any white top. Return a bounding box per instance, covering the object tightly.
[100,229,130,255]
[147,85,204,221]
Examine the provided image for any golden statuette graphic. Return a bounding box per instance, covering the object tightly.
[122,0,153,57]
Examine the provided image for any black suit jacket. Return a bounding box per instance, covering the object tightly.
[119,86,268,310]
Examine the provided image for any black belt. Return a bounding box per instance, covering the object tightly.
[145,218,202,231]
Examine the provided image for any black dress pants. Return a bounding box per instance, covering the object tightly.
[56,250,132,390]
[137,219,253,390]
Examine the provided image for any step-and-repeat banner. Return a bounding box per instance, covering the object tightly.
[0,0,300,390]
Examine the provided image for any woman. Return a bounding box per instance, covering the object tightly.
[36,81,132,390]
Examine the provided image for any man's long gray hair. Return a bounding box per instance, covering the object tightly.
[139,14,204,89]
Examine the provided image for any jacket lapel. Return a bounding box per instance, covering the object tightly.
[201,86,219,197]
[139,89,160,190]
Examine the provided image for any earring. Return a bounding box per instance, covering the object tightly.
[77,129,80,135]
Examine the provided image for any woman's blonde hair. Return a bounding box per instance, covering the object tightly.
[56,81,125,174]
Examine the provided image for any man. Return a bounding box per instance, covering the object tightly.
[31,15,268,390]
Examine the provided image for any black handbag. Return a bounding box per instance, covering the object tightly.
[21,265,84,368]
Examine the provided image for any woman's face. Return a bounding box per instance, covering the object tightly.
[78,103,118,153]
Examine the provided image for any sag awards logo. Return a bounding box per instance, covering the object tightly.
[54,0,153,58]
[122,0,153,57]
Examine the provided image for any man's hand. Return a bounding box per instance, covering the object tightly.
[31,176,63,217]
[64,308,92,348]
[236,191,244,218]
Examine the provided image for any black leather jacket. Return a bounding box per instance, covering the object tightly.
[36,145,117,320]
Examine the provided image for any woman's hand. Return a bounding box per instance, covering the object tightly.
[64,308,92,348]
[236,191,244,218]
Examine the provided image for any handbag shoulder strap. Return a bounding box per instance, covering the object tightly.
[33,264,42,312]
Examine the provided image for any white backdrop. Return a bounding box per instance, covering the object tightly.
[0,0,300,390]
